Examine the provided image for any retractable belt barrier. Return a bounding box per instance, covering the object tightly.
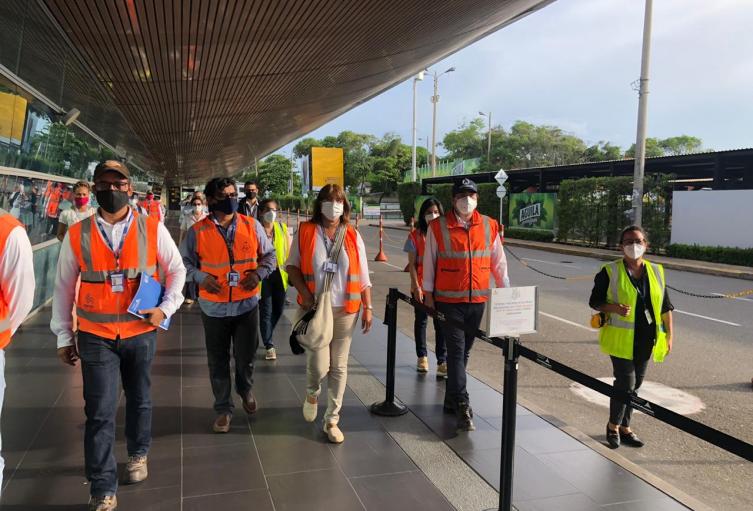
[370,288,753,511]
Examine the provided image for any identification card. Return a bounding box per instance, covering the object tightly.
[227,271,240,287]
[324,261,338,273]
[644,308,653,325]
[110,272,124,293]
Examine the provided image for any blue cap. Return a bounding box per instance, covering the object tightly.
[452,178,478,195]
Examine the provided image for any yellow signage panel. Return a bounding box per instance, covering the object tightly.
[311,147,344,190]
[0,91,27,145]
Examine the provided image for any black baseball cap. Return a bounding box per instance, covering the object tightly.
[93,160,130,181]
[452,178,478,196]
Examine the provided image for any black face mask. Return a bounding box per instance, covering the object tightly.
[96,190,130,214]
[209,197,239,215]
[246,191,257,200]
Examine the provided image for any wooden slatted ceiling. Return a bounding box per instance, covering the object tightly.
[41,0,551,180]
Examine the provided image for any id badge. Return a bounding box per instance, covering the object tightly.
[324,261,338,273]
[644,308,653,325]
[110,272,124,293]
[227,271,240,287]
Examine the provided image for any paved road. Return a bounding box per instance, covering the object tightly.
[357,223,753,511]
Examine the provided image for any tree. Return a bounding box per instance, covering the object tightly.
[625,138,666,158]
[292,137,320,159]
[584,141,623,162]
[659,135,702,156]
[257,154,292,195]
[441,118,485,160]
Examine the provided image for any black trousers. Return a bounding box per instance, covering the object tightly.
[200,307,259,415]
[609,355,650,427]
[436,301,485,406]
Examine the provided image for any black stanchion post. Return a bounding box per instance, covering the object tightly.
[371,288,408,416]
[499,336,520,511]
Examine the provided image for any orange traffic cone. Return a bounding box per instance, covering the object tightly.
[375,214,388,262]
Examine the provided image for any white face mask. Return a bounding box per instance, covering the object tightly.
[455,196,477,216]
[623,244,646,260]
[424,212,440,223]
[263,210,277,224]
[130,198,138,206]
[193,205,203,214]
[321,201,344,221]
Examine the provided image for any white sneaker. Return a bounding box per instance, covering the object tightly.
[265,347,277,360]
[303,398,318,422]
[324,423,345,443]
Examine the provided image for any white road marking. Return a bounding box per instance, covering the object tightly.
[521,257,581,269]
[539,311,598,332]
[376,261,406,271]
[673,309,741,327]
[711,292,753,303]
[570,379,705,415]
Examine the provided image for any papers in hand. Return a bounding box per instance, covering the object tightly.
[128,273,171,331]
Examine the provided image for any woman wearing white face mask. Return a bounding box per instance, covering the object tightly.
[589,225,674,450]
[285,184,373,443]
[180,194,207,304]
[404,198,447,376]
[258,199,290,361]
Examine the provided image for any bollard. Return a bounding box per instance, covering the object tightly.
[296,208,300,228]
[499,337,520,511]
[370,288,408,417]
[355,215,360,231]
[374,214,388,262]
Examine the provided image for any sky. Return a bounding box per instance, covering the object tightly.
[279,0,753,159]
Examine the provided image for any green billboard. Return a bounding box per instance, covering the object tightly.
[509,193,557,231]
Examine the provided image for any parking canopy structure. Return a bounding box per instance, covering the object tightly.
[1,0,553,181]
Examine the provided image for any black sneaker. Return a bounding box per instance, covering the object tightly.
[606,425,620,449]
[619,430,644,448]
[456,402,475,432]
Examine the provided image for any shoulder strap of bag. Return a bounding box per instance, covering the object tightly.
[322,223,347,294]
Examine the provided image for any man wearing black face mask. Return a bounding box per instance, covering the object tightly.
[50,160,186,510]
[179,177,276,433]
[238,180,259,218]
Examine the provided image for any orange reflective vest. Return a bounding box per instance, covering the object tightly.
[408,229,426,287]
[47,188,62,218]
[429,210,498,304]
[296,222,362,313]
[193,214,260,302]
[0,209,24,349]
[69,212,160,340]
[142,199,162,220]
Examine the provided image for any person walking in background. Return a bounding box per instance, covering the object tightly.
[404,197,447,377]
[239,180,260,218]
[179,193,207,305]
[45,182,64,235]
[50,160,186,511]
[140,191,164,222]
[57,181,96,241]
[589,225,674,449]
[180,177,276,434]
[258,198,290,361]
[286,184,373,444]
[0,207,35,496]
[423,178,510,433]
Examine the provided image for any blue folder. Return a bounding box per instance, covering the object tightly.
[128,273,171,330]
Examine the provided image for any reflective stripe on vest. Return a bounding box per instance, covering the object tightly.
[0,209,23,348]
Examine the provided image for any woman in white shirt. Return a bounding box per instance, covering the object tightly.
[286,185,372,444]
[57,181,95,241]
[179,193,207,304]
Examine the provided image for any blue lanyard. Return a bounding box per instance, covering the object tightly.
[212,215,237,265]
[96,210,133,269]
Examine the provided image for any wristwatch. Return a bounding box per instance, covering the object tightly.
[365,305,374,310]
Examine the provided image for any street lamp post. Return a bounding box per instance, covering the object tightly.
[479,111,492,166]
[631,0,653,227]
[430,67,455,177]
[411,71,425,182]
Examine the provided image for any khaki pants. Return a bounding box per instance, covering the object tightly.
[305,307,358,425]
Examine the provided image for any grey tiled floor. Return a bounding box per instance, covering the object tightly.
[348,316,689,511]
[1,307,453,510]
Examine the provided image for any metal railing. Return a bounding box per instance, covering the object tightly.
[370,288,753,511]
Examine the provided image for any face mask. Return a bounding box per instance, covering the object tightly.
[623,243,646,260]
[74,197,89,208]
[321,201,344,221]
[130,198,138,206]
[193,205,203,214]
[209,197,239,215]
[455,196,477,216]
[146,195,154,201]
[424,212,440,223]
[246,191,257,200]
[263,210,276,224]
[96,190,130,214]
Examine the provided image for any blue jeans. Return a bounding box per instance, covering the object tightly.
[413,308,446,363]
[79,330,157,497]
[259,271,285,349]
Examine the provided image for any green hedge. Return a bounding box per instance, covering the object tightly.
[274,195,313,212]
[397,182,421,224]
[504,227,554,242]
[667,244,753,267]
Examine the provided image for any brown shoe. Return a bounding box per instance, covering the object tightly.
[124,455,148,484]
[88,495,117,511]
[213,413,232,433]
[242,392,257,414]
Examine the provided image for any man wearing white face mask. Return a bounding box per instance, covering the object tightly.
[422,178,510,432]
[589,225,674,449]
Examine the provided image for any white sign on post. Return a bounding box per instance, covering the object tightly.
[486,286,538,337]
[495,169,508,185]
[496,185,507,199]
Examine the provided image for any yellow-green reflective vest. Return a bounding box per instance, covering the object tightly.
[599,259,668,363]
[271,221,289,290]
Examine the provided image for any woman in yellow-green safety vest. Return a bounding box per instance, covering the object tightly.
[258,198,290,361]
[589,225,674,450]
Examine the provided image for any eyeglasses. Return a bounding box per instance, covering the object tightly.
[94,181,129,192]
[214,192,238,200]
[622,239,645,246]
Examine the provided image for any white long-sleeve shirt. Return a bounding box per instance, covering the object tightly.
[0,227,35,337]
[422,214,510,293]
[51,211,186,348]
